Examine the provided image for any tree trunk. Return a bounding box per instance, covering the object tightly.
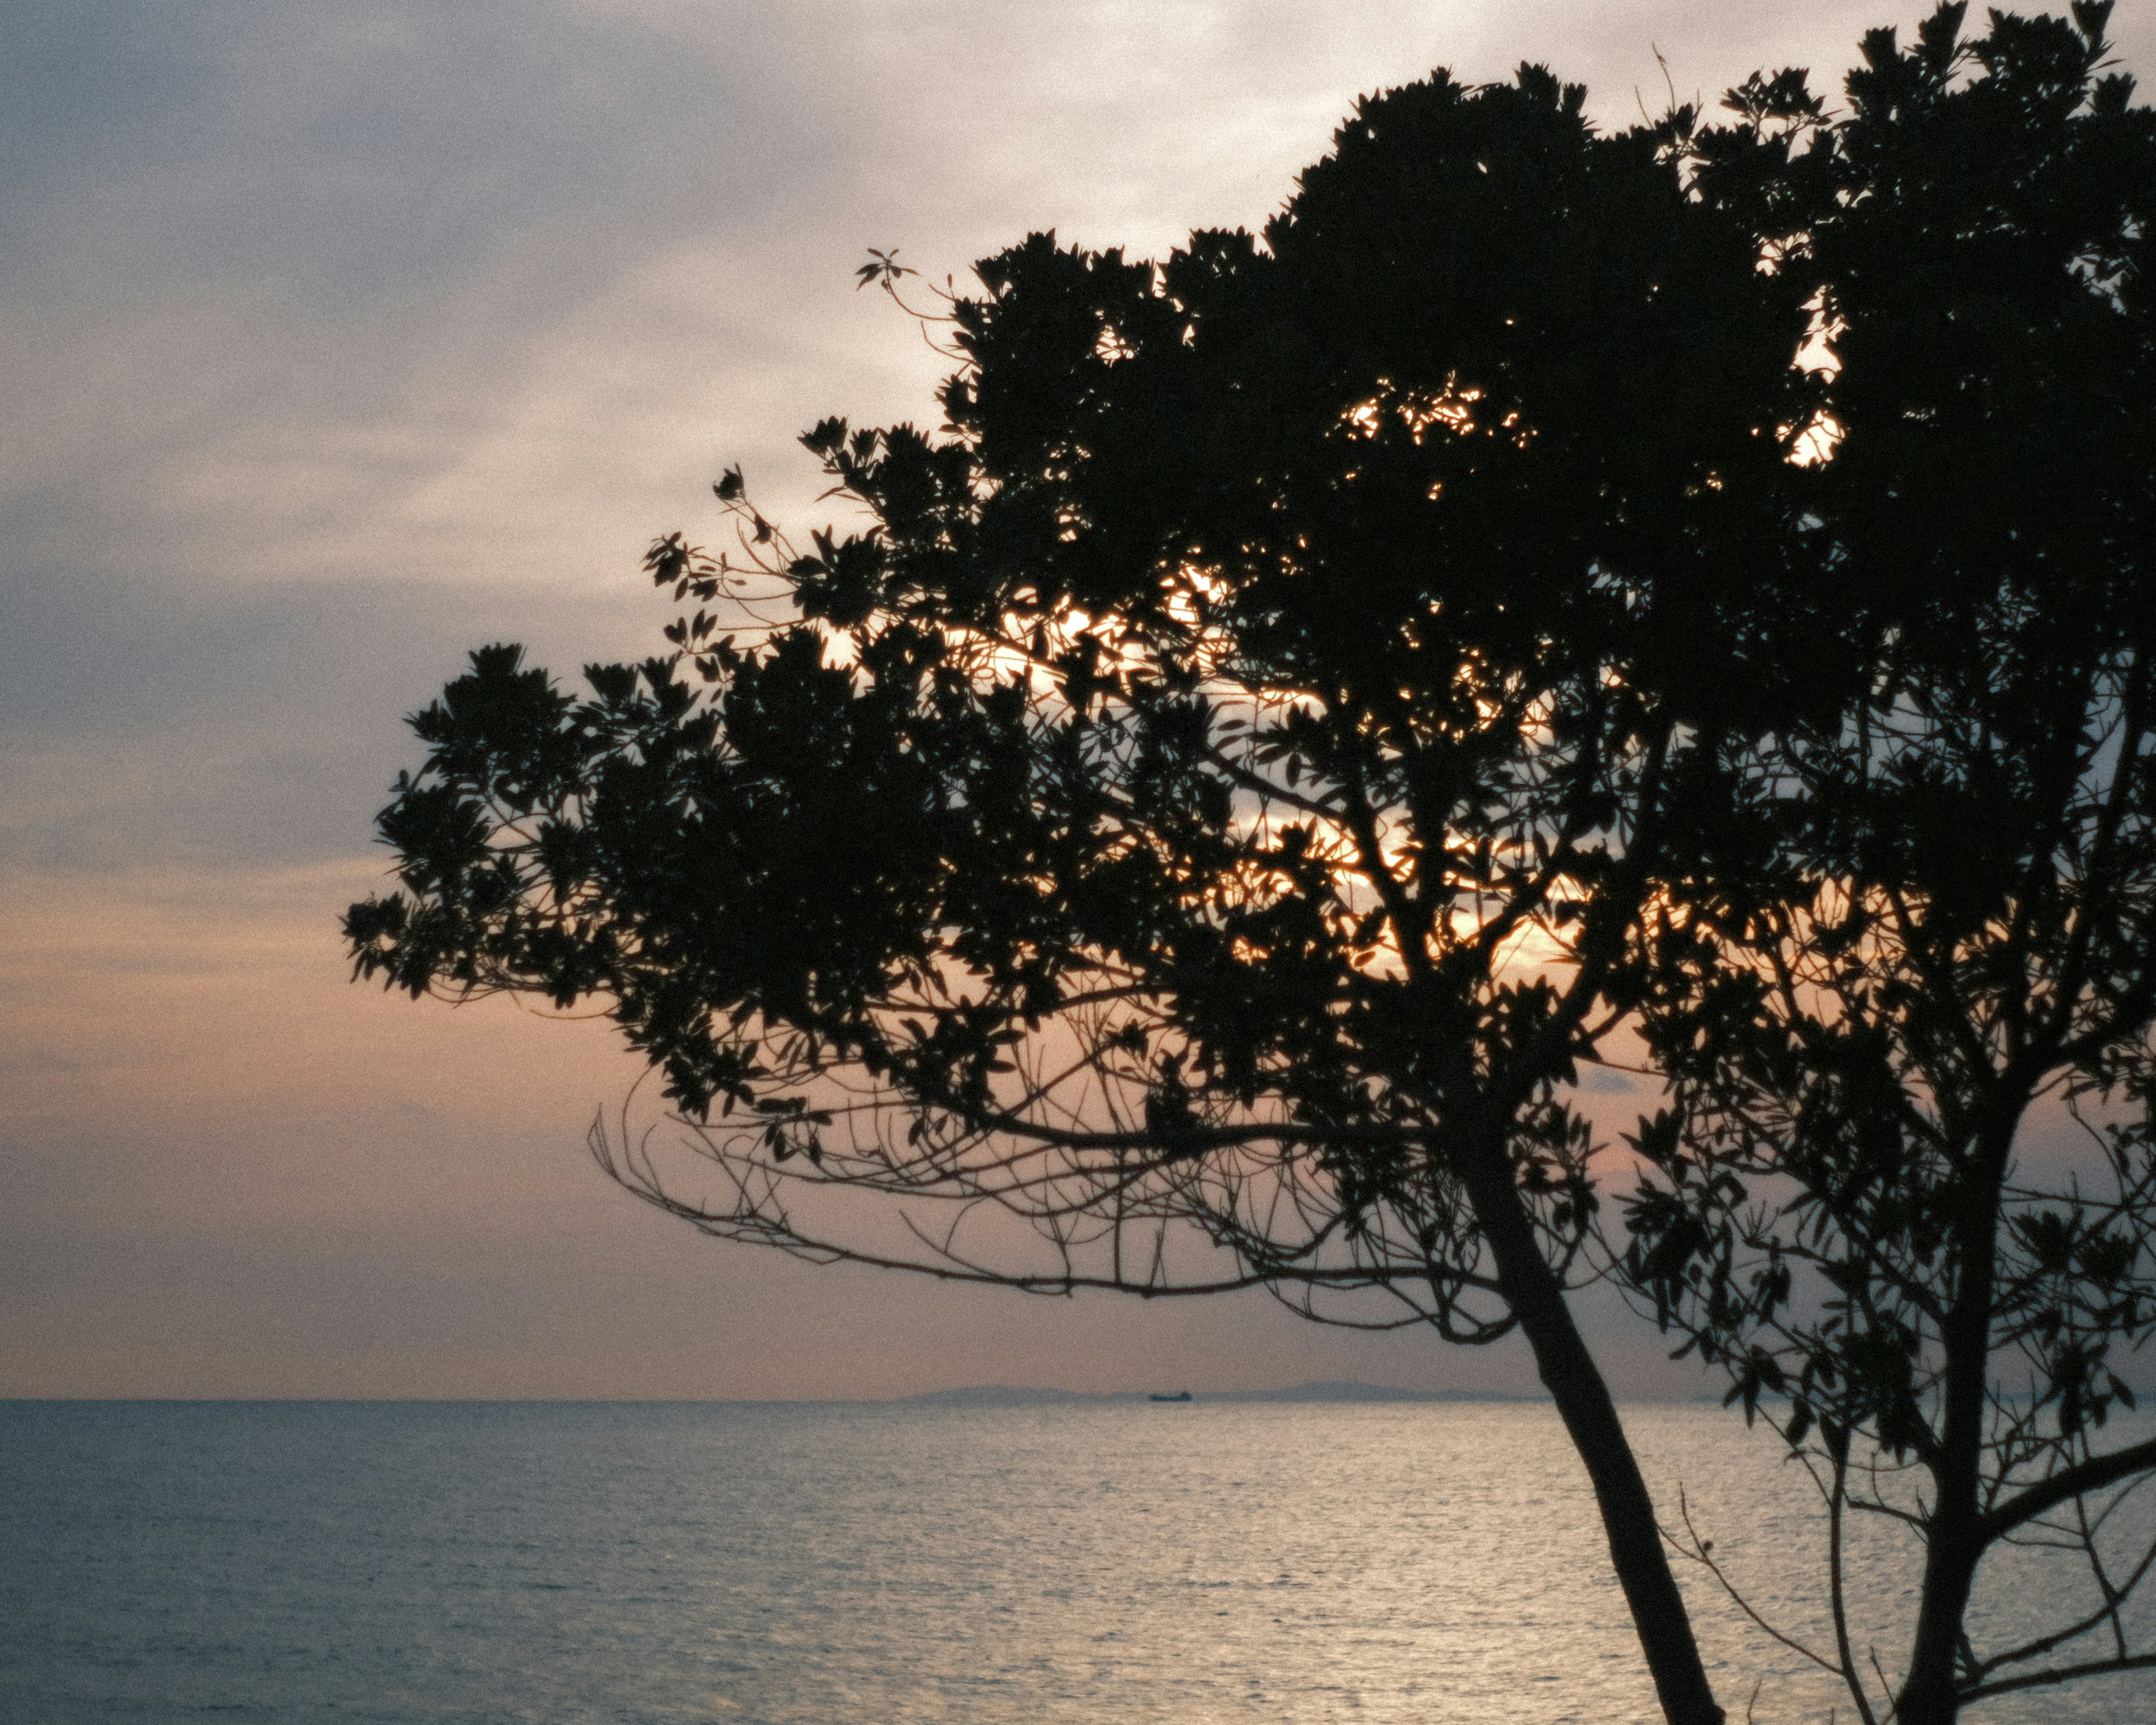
[1458,1136,1726,1725]
[1895,1101,2021,1725]
[1893,1363,1986,1725]
[1895,1528,1980,1725]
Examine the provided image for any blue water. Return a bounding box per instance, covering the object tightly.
[2,1400,2149,1723]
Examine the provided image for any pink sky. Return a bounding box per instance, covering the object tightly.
[8,1,2146,1399]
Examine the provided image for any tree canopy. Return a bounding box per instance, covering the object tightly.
[349,8,2155,1723]
[1616,6,2156,1721]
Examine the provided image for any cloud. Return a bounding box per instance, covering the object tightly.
[0,3,852,603]
[21,1,2075,601]
[0,1,821,312]
[17,0,2144,610]
[0,567,672,870]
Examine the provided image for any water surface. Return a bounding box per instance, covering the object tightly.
[3,1400,2149,1723]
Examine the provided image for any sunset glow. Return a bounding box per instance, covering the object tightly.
[9,0,2143,1403]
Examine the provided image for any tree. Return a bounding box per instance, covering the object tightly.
[345,60,1847,1725]
[1616,7,2156,1722]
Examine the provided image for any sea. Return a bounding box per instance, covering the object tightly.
[2,1398,2150,1724]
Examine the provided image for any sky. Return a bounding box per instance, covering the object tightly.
[8,0,2152,1401]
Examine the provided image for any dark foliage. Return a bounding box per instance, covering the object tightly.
[349,10,2154,1723]
[348,58,1833,1724]
[1616,7,2156,1721]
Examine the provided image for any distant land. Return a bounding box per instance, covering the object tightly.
[901,1380,1544,1407]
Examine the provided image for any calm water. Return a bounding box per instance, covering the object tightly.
[2,1400,2150,1724]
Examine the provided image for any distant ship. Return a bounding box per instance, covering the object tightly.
[1147,1390,1193,1403]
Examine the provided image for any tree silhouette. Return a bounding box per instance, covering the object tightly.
[1617,7,2156,1722]
[349,10,2156,1718]
[345,57,1847,1723]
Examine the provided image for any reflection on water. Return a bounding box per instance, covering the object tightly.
[2,1399,2149,1723]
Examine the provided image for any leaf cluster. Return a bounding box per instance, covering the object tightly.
[348,62,1826,1337]
[1614,7,2156,1713]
